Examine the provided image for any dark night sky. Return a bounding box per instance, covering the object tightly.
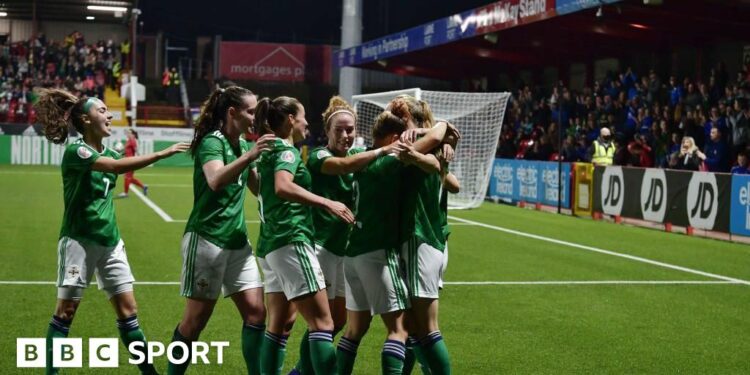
[140,0,492,46]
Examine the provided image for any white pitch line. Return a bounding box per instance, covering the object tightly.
[0,170,58,175]
[145,184,192,187]
[0,280,740,286]
[169,219,261,224]
[448,215,750,286]
[443,280,740,285]
[131,186,174,222]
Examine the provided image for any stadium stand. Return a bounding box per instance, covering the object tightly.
[496,64,749,173]
[0,31,127,124]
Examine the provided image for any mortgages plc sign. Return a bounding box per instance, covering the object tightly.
[220,42,306,82]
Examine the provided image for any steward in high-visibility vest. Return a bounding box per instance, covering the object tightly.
[590,128,615,165]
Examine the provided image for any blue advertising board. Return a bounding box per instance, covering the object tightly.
[489,159,571,207]
[730,174,750,236]
[556,0,621,16]
[335,9,476,68]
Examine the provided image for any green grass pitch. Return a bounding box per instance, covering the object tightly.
[1,165,749,374]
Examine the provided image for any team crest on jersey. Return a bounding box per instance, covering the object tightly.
[66,265,81,280]
[316,149,332,159]
[77,146,93,159]
[280,150,295,163]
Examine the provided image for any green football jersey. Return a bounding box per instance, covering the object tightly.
[399,166,446,251]
[59,139,121,246]
[440,165,451,240]
[307,146,364,256]
[347,154,403,256]
[440,183,450,240]
[256,139,315,257]
[184,131,251,250]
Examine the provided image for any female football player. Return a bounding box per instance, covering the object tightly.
[36,89,189,375]
[254,96,354,375]
[167,86,276,375]
[292,96,401,374]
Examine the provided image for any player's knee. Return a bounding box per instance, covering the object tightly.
[333,313,347,331]
[55,300,80,321]
[283,316,296,334]
[344,322,369,341]
[244,305,267,326]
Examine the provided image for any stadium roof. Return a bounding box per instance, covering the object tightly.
[1,0,134,23]
[335,0,750,80]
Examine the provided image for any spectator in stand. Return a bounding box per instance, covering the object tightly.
[681,108,705,149]
[560,135,579,162]
[670,136,706,171]
[0,31,126,123]
[631,134,653,167]
[669,76,683,107]
[524,135,553,161]
[731,151,750,174]
[588,127,615,165]
[731,98,750,157]
[496,128,517,158]
[703,127,729,172]
[706,106,729,143]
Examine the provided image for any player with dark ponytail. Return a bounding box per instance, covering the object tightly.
[35,88,189,375]
[167,86,275,375]
[253,96,354,375]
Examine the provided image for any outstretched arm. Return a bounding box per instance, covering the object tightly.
[409,121,461,154]
[399,143,441,174]
[320,142,403,175]
[92,142,189,174]
[274,170,355,224]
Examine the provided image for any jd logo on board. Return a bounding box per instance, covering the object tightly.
[687,172,718,230]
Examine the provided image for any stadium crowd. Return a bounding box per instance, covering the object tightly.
[497,63,750,174]
[0,31,127,123]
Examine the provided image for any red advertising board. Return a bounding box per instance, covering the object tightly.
[220,42,307,82]
[474,0,556,34]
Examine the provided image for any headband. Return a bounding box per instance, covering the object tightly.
[325,109,356,124]
[82,97,101,113]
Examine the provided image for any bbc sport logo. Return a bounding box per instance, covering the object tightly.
[17,338,229,368]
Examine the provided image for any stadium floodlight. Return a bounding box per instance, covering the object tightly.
[0,12,7,17]
[86,16,95,20]
[87,5,128,12]
[595,6,603,18]
[352,88,510,209]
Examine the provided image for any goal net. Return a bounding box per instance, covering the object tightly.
[352,88,510,209]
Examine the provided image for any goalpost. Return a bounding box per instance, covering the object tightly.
[352,88,510,209]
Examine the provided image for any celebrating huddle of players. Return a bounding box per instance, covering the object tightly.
[36,85,459,375]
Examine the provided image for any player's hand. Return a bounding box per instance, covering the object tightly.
[398,141,420,165]
[400,128,425,143]
[325,200,355,224]
[382,140,407,156]
[160,142,190,157]
[442,143,455,163]
[444,122,461,145]
[248,134,276,160]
